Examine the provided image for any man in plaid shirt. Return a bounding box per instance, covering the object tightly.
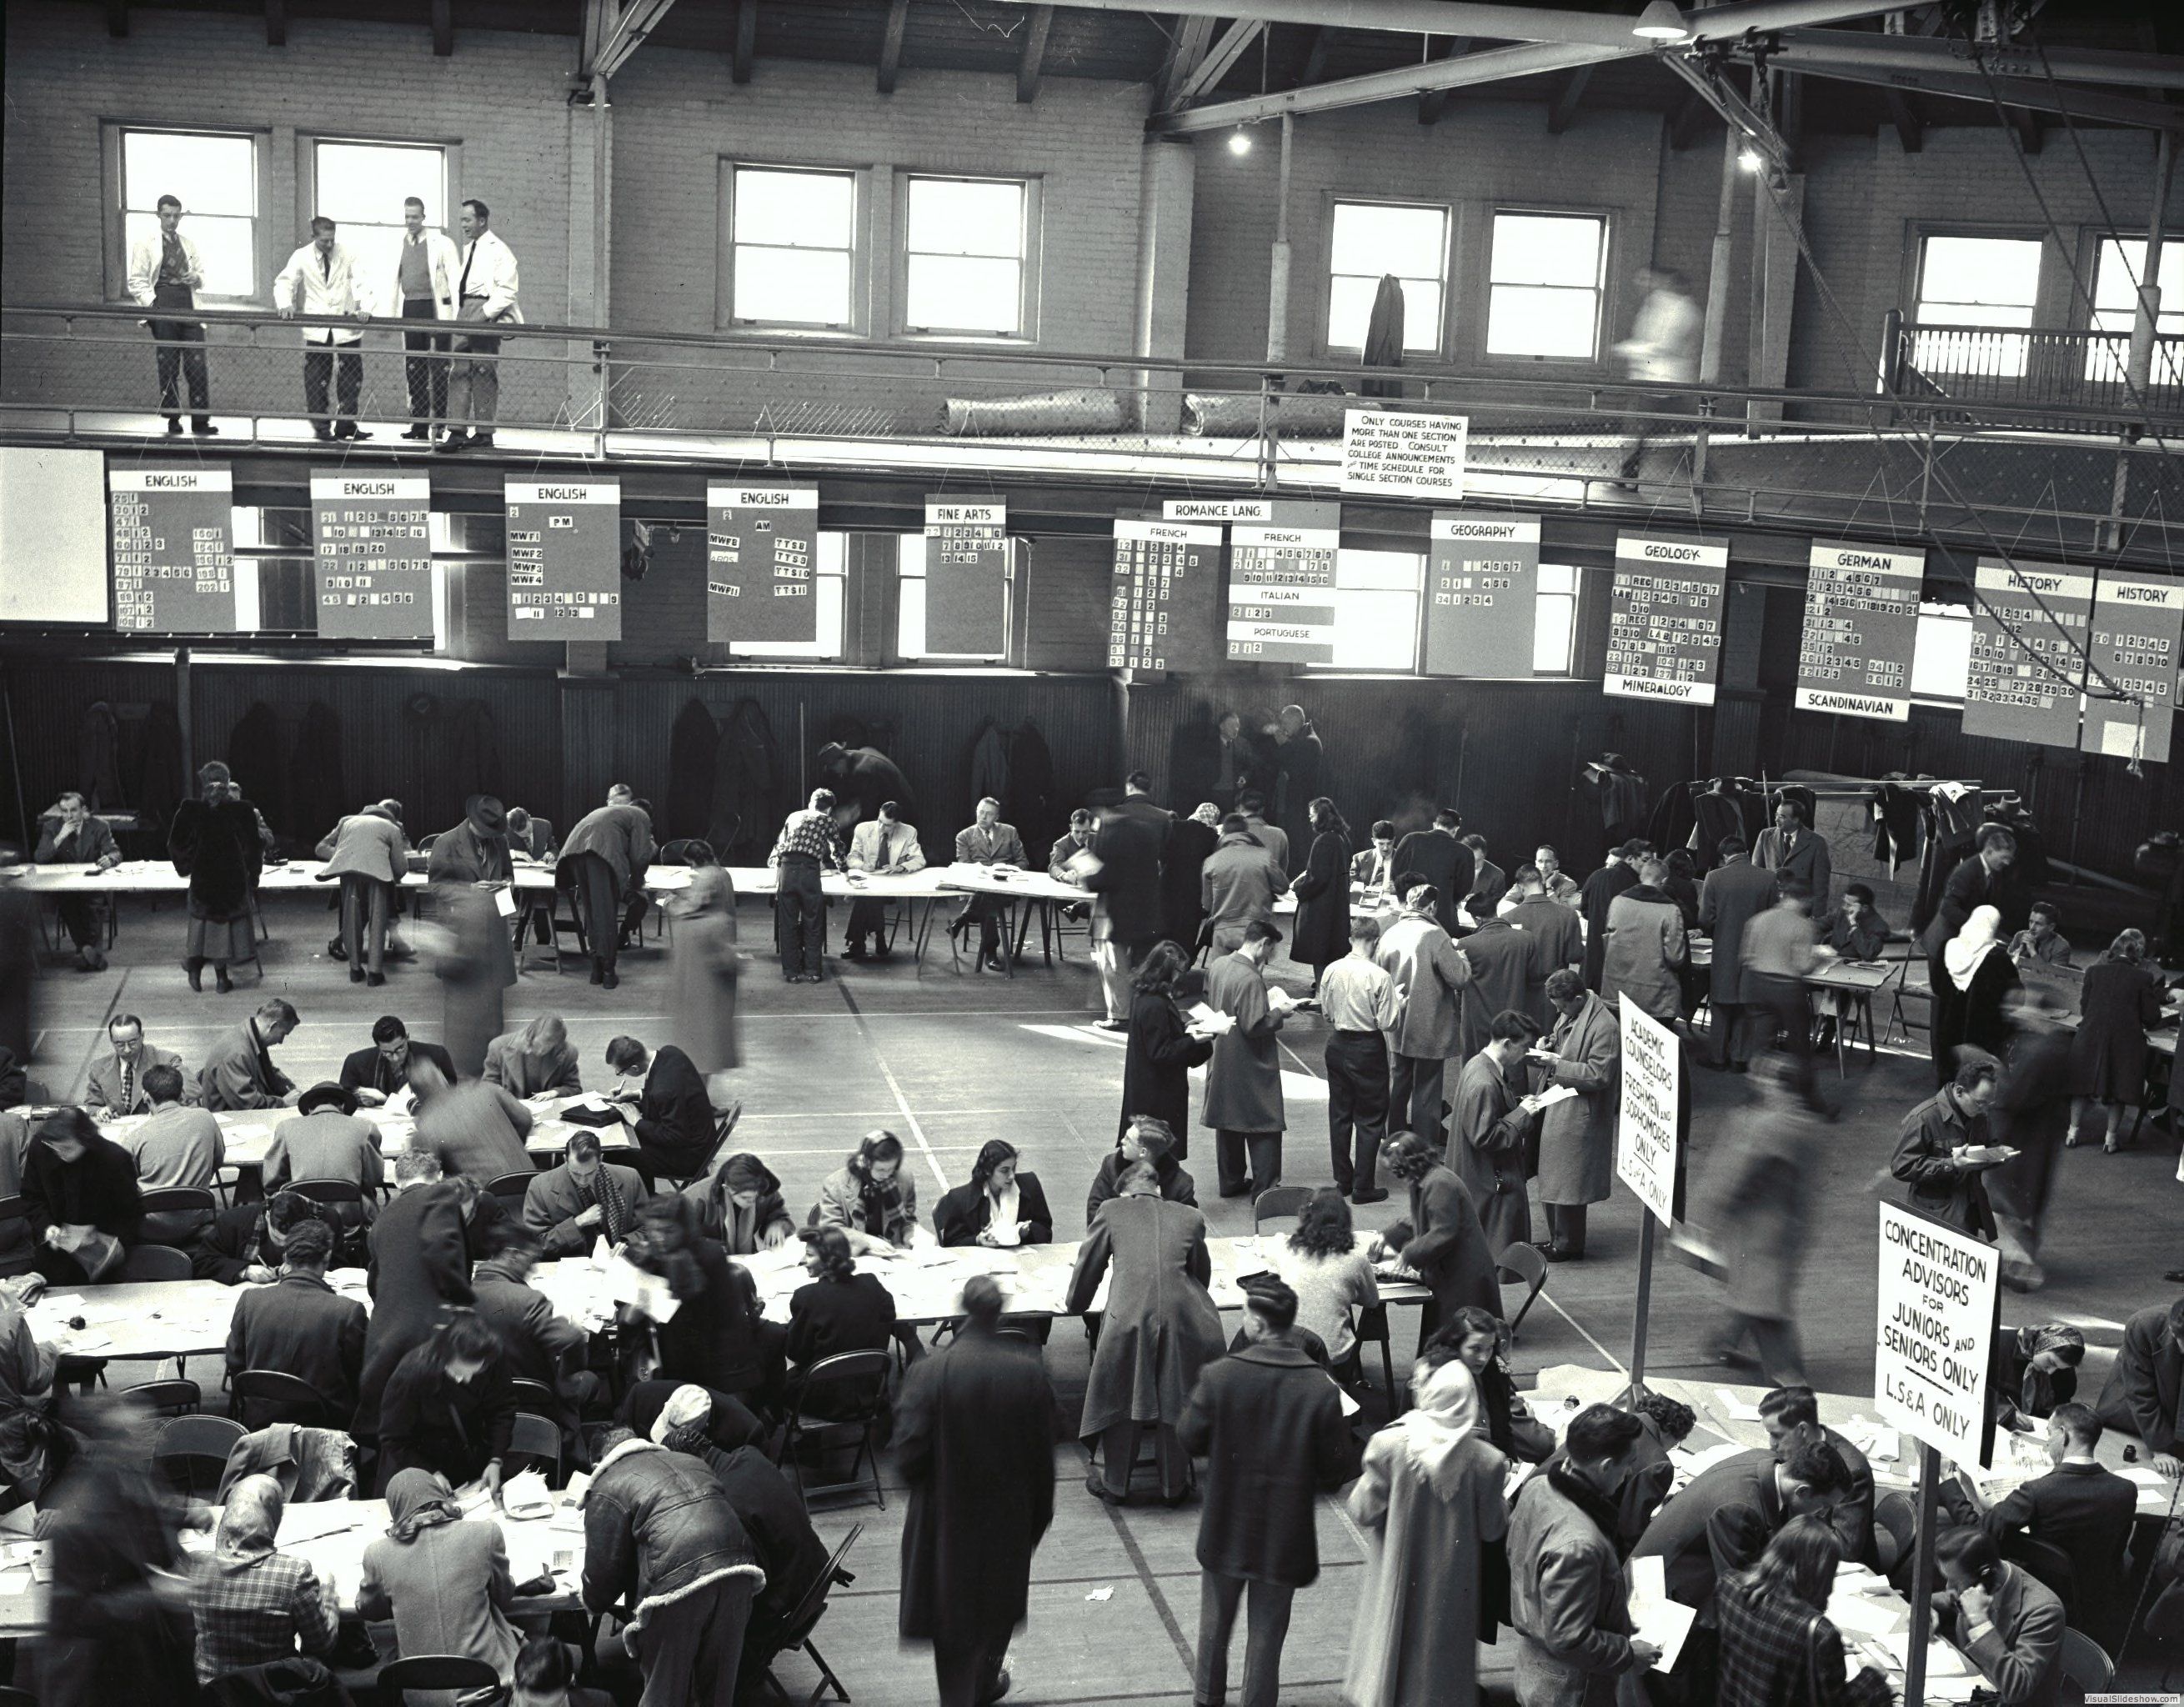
[769,788,845,984]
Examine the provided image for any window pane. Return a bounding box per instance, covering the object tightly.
[1920,237,2040,311]
[905,254,1022,333]
[906,178,1024,258]
[1328,589,1418,670]
[1335,548,1421,592]
[123,131,255,217]
[729,533,846,658]
[1329,203,1447,280]
[1487,283,1600,358]
[1490,214,1602,288]
[315,142,443,226]
[2091,239,2184,312]
[1912,602,1973,700]
[128,210,255,297]
[1328,275,1440,352]
[1538,563,1578,593]
[733,169,855,248]
[733,247,853,326]
[1533,591,1576,673]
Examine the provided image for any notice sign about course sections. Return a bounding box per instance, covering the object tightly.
[1794,540,1922,722]
[1605,533,1728,704]
[706,483,818,644]
[1875,1200,1999,1468]
[311,472,431,641]
[1340,408,1468,503]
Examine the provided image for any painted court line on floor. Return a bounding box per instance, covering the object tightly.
[831,980,951,1190]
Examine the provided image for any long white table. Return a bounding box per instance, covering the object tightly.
[91,1097,607,1179]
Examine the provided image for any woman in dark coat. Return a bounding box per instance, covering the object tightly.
[1288,797,1353,991]
[375,1309,516,1497]
[1375,1130,1503,1339]
[1932,905,2021,1084]
[933,1139,1053,1248]
[1119,939,1215,1159]
[168,758,262,993]
[624,1194,783,1403]
[2069,928,2166,1153]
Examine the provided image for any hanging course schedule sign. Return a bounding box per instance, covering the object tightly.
[1962,558,2091,748]
[1110,517,1220,672]
[108,463,236,633]
[1875,1200,1999,1468]
[1225,501,1340,663]
[505,479,622,640]
[1615,996,1681,1227]
[1606,533,1729,703]
[310,471,431,642]
[1340,407,1469,503]
[707,483,818,644]
[924,497,1009,655]
[1794,539,1924,722]
[2081,573,2181,765]
[1422,513,1540,678]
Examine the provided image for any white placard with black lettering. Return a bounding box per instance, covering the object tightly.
[1161,498,1270,523]
[505,479,622,640]
[1793,540,1923,722]
[1615,996,1680,1228]
[1606,533,1730,705]
[1340,408,1469,503]
[311,472,432,641]
[706,483,818,643]
[1962,559,2091,750]
[2081,573,2181,765]
[1874,1199,2000,1468]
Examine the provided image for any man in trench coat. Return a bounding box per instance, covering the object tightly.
[1697,836,1776,1069]
[1375,884,1474,1142]
[1530,970,1620,1262]
[1204,920,1289,1199]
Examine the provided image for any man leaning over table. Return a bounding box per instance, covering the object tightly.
[34,792,120,971]
[198,999,302,1112]
[2096,1294,2184,1479]
[224,1215,366,1430]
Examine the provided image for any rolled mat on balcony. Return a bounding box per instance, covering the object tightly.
[1183,390,1352,438]
[937,388,1127,436]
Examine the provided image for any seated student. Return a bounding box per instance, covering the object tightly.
[1992,1323,2086,1435]
[505,807,557,861]
[339,1014,458,1105]
[1350,820,1398,894]
[1086,1114,1199,1226]
[84,1014,186,1115]
[604,1034,720,1185]
[1759,1384,1876,1567]
[376,1308,516,1498]
[357,1469,523,1701]
[0,1279,58,1511]
[408,1054,533,1183]
[23,1109,142,1284]
[224,1216,367,1429]
[186,1474,340,1689]
[785,1226,899,1418]
[950,797,1028,972]
[619,1378,769,1455]
[118,1063,224,1244]
[524,1129,650,1257]
[624,1194,784,1403]
[933,1139,1053,1248]
[198,999,301,1111]
[1932,1525,2066,1707]
[35,792,123,971]
[2007,900,2072,970]
[483,1015,583,1099]
[262,1081,385,1217]
[812,1130,919,1251]
[843,799,927,960]
[2096,1295,2183,1477]
[198,1188,327,1285]
[684,1151,795,1254]
[1048,808,1099,917]
[1980,1400,2137,1640]
[471,1222,604,1458]
[1813,883,1892,1049]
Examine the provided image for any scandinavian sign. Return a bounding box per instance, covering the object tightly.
[1615,995,1680,1228]
[1875,1199,2000,1468]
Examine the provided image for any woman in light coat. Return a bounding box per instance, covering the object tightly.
[1532,969,1620,1263]
[358,1468,522,1706]
[666,843,740,1094]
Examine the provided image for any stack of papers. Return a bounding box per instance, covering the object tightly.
[1627,1557,1696,1671]
[1187,1003,1236,1036]
[1715,1388,1766,1422]
[1669,1441,1750,1479]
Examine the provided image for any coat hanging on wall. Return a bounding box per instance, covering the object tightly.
[225,702,288,833]
[664,698,721,845]
[286,702,346,846]
[132,700,186,840]
[1361,274,1405,399]
[76,702,123,812]
[710,698,784,863]
[1004,716,1059,857]
[970,718,1010,807]
[440,702,506,830]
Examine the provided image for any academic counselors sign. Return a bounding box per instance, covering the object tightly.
[1615,996,1680,1227]
[1875,1200,2000,1467]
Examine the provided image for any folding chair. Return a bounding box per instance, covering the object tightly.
[1251,1185,1312,1235]
[228,1369,335,1429]
[761,1523,864,1707]
[153,1413,246,1498]
[376,1654,502,1699]
[2057,1629,2114,1697]
[485,1168,538,1220]
[128,1377,202,1415]
[776,1349,892,1509]
[118,1243,195,1281]
[1497,1242,1550,1339]
[508,1410,564,1489]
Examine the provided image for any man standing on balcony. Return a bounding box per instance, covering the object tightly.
[1610,265,1701,492]
[387,196,459,443]
[438,198,522,454]
[274,217,373,442]
[126,193,217,438]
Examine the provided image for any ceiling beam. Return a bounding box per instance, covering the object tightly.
[1545,62,1593,132]
[431,0,453,57]
[106,0,127,37]
[1884,86,1923,151]
[1750,55,2184,133]
[1293,25,1330,88]
[1016,5,1054,102]
[1666,85,1712,149]
[878,0,909,94]
[589,0,679,77]
[1158,17,1217,112]
[1766,28,2184,93]
[265,0,286,46]
[1417,37,1471,125]
[2005,101,2044,154]
[732,0,756,83]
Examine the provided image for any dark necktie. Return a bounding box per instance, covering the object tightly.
[458,242,473,298]
[320,248,330,280]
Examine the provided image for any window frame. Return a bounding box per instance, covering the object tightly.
[893,171,1043,343]
[1320,193,1455,361]
[725,530,851,661]
[296,133,459,287]
[1482,208,1611,366]
[715,159,871,338]
[1532,562,1582,676]
[894,532,1015,663]
[2081,233,2184,387]
[1300,548,1425,675]
[1906,227,2047,376]
[104,123,270,305]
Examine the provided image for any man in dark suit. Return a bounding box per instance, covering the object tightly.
[1932,1525,2066,1707]
[1923,823,2021,971]
[1700,838,1783,1070]
[1084,783,1169,1029]
[1981,1400,2137,1641]
[896,1274,1057,1707]
[2096,1296,2184,1476]
[1758,1386,1876,1565]
[223,1216,365,1428]
[470,1219,602,1455]
[1393,808,1473,938]
[1160,803,1220,955]
[338,1014,458,1104]
[1631,1436,1851,1615]
[1270,704,1324,861]
[353,1150,475,1447]
[816,740,917,831]
[1578,842,1643,991]
[604,1034,720,1185]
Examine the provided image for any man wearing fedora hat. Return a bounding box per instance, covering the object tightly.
[315,798,408,986]
[263,1081,385,1223]
[429,795,520,1078]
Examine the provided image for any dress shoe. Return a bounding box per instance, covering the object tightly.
[2166,1269,2184,1284]
[214,965,233,994]
[192,419,219,435]
[336,425,372,441]
[166,419,184,437]
[1545,1245,1581,1264]
[401,425,431,442]
[1351,1188,1389,1205]
[470,432,495,450]
[602,969,619,990]
[844,944,868,962]
[1083,1474,1124,1504]
[349,968,365,984]
[366,971,385,987]
[589,961,605,985]
[871,943,894,961]
[983,955,1008,974]
[1095,1019,1128,1033]
[184,959,204,992]
[328,937,348,961]
[435,430,471,453]
[979,1668,1011,1706]
[312,428,335,443]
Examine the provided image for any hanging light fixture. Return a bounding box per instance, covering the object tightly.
[1228,128,1254,156]
[1632,1,1691,42]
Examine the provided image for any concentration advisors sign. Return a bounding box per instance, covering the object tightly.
[1606,532,1729,704]
[706,483,818,644]
[2081,573,2181,765]
[1875,1200,2000,1467]
[310,472,431,641]
[1225,501,1340,663]
[1962,558,2091,749]
[924,497,1009,655]
[108,463,236,633]
[1110,517,1220,672]
[1340,408,1468,503]
[1794,540,1923,722]
[505,478,621,639]
[1422,513,1541,678]
[1615,996,1680,1227]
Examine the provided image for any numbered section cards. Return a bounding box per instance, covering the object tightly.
[1225,501,1340,663]
[924,497,1009,655]
[108,463,236,633]
[311,471,431,641]
[1422,513,1540,678]
[706,483,817,643]
[1110,518,1219,673]
[2081,573,2181,764]
[1605,532,1729,704]
[1793,540,1923,722]
[1962,558,2091,749]
[505,479,622,640]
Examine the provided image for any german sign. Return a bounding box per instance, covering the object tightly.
[310,471,431,641]
[1794,539,1923,721]
[1421,513,1540,678]
[1875,1199,2000,1468]
[1606,532,1729,704]
[505,478,622,639]
[1615,995,1680,1228]
[707,482,818,644]
[108,463,236,633]
[1340,408,1469,503]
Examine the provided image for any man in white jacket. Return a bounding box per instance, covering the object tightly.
[124,193,216,436]
[387,195,459,442]
[273,217,373,441]
[439,197,522,453]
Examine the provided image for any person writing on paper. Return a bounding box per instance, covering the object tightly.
[375,1306,514,1501]
[1980,1401,2137,1647]
[185,1473,341,1688]
[1931,1526,2066,1707]
[483,1014,583,1099]
[624,1194,783,1405]
[1715,1517,1892,1707]
[684,1151,792,1255]
[1814,883,1891,1050]
[843,799,925,962]
[1371,1129,1502,1334]
[784,1225,899,1418]
[340,1014,458,1107]
[1891,1052,2005,1239]
[262,1081,383,1217]
[1450,1009,1544,1260]
[198,998,301,1110]
[1047,808,1098,888]
[2096,1295,2184,1478]
[934,1139,1054,1249]
[812,1129,919,1251]
[1506,1403,1658,1705]
[1352,820,1398,896]
[357,1468,523,1698]
[223,1216,365,1430]
[1205,919,1290,1200]
[1757,1386,1876,1569]
[1630,1435,1852,1626]
[524,1129,649,1257]
[410,1052,534,1184]
[604,1034,724,1188]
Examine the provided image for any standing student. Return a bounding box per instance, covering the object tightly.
[1576,841,1641,992]
[1390,810,1472,938]
[1289,797,1354,992]
[1450,1009,1541,1260]
[168,760,262,994]
[1751,797,1831,919]
[768,788,844,984]
[126,193,216,436]
[1200,813,1290,956]
[1205,919,1289,1199]
[2067,928,2165,1153]
[1082,779,1170,1028]
[273,216,373,440]
[1118,941,1215,1156]
[1610,265,1701,488]
[314,800,407,985]
[1318,916,1397,1203]
[1502,866,1585,1028]
[1375,884,1473,1141]
[388,194,459,441]
[1698,837,1776,1069]
[1532,969,1618,1262]
[559,790,657,990]
[439,198,522,453]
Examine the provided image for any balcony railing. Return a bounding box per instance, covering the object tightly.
[1884,315,2184,421]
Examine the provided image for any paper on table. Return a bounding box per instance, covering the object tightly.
[1670,1441,1748,1479]
[1627,1557,1696,1672]
[2121,1466,2170,1486]
[1825,1590,1900,1637]
[1716,1388,1766,1422]
[1873,1632,1970,1676]
[606,1254,683,1323]
[501,1469,554,1519]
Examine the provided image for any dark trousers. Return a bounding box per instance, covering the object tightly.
[1215,1129,1282,1198]
[401,298,450,423]
[631,1571,752,1707]
[1708,1310,1806,1387]
[450,301,501,428]
[562,852,624,975]
[933,1629,1011,1707]
[775,855,825,977]
[1545,1201,1588,1258]
[957,895,1006,960]
[338,874,391,976]
[56,897,103,954]
[303,345,362,433]
[1388,1053,1445,1144]
[1711,1000,1749,1065]
[1194,1570,1295,1707]
[148,284,210,423]
[845,897,890,949]
[1095,1419,1190,1499]
[1325,1029,1388,1195]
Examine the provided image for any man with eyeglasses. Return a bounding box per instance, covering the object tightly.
[84,1014,186,1116]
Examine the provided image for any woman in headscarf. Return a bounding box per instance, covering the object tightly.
[168,758,263,994]
[1989,1322,2086,1434]
[688,1152,794,1254]
[1343,1354,1508,1707]
[185,1472,341,1687]
[812,1130,919,1251]
[625,1194,784,1404]
[666,840,740,1099]
[357,1467,523,1706]
[1932,904,2020,1085]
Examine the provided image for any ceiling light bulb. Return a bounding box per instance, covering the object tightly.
[1632,0,1691,41]
[1228,128,1253,155]
[1737,147,1764,172]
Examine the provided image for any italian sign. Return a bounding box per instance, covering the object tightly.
[1794,539,1923,721]
[1606,532,1729,704]
[1962,558,2091,748]
[1421,513,1541,678]
[1225,500,1340,663]
[505,478,622,640]
[706,483,818,644]
[1615,995,1680,1228]
[1109,517,1220,672]
[2081,573,2181,765]
[310,471,431,641]
[108,463,236,633]
[1340,408,1469,503]
[1875,1199,1999,1468]
[924,497,1009,655]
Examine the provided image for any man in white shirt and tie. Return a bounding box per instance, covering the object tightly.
[440,197,523,453]
[844,800,928,962]
[388,195,459,442]
[273,217,372,441]
[125,193,216,436]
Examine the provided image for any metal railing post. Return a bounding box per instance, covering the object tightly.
[592,338,611,459]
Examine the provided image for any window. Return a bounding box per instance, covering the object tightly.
[309,139,449,291]
[1487,213,1607,359]
[1534,563,1580,673]
[729,166,859,328]
[2086,238,2184,385]
[902,176,1032,337]
[1325,201,1449,355]
[1305,549,1422,672]
[896,533,1010,660]
[119,128,258,299]
[729,532,849,660]
[1913,235,2043,375]
[1912,600,1974,701]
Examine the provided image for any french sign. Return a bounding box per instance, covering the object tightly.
[1110,517,1220,673]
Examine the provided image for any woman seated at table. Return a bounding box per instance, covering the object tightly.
[1814,884,1892,1049]
[1269,1189,1379,1389]
[623,1194,785,1406]
[1990,1321,2085,1434]
[810,1130,919,1253]
[785,1225,899,1419]
[375,1308,515,1499]
[357,1468,523,1697]
[684,1151,797,1254]
[1716,1516,1892,1707]
[186,1472,341,1689]
[934,1140,1053,1249]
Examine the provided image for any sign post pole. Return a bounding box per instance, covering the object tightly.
[1615,997,1681,1407]
[1627,1214,1656,1406]
[1904,1441,1941,1707]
